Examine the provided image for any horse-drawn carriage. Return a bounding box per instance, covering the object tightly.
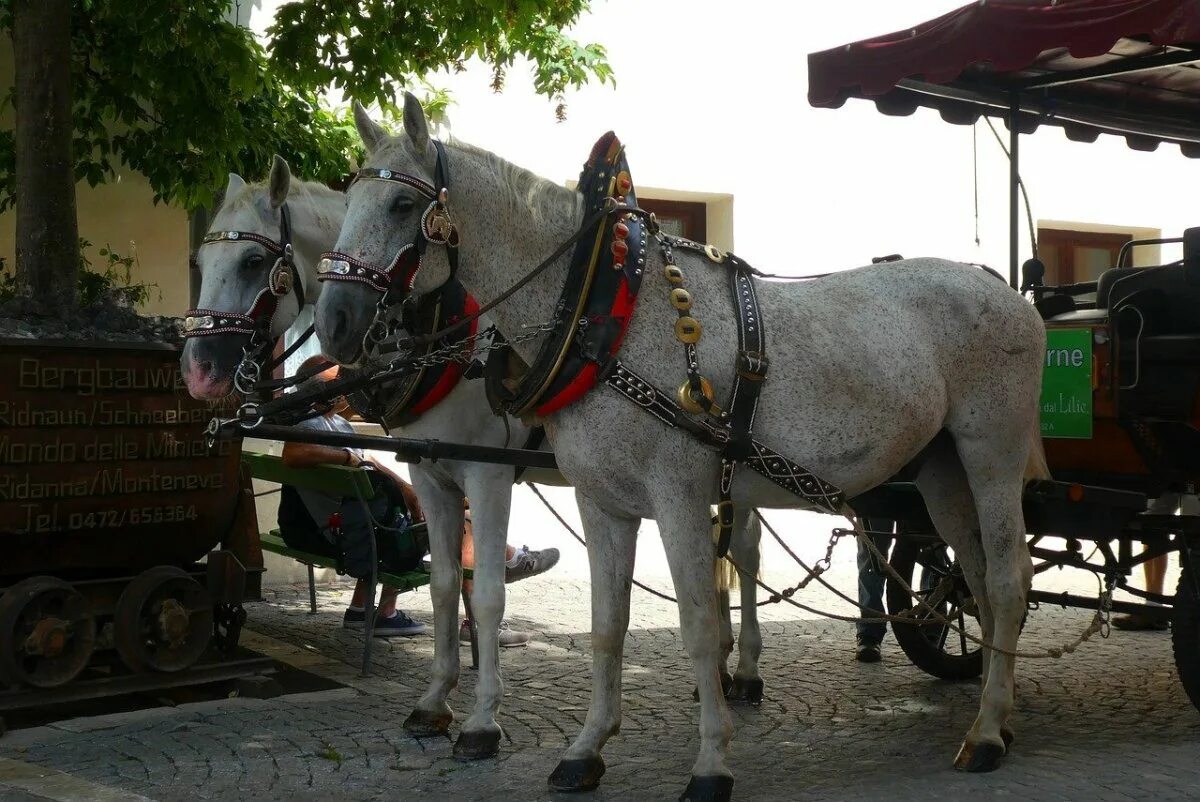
[808,0,1200,709]
[188,2,1200,799]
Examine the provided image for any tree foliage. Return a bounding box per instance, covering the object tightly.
[0,0,612,213]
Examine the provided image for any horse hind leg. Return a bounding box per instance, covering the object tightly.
[727,508,763,706]
[913,436,999,716]
[655,496,734,802]
[949,430,1034,773]
[548,491,639,793]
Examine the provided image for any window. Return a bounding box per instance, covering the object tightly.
[639,198,707,242]
[1037,228,1132,284]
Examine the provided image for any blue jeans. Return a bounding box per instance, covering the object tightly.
[856,519,893,645]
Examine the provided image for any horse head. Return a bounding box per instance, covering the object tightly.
[181,156,307,399]
[315,95,456,366]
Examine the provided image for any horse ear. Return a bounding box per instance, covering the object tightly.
[402,92,430,151]
[268,155,291,209]
[225,172,246,198]
[353,100,387,154]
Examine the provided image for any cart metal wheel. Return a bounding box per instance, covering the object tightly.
[1172,552,1200,713]
[0,576,96,688]
[886,539,983,681]
[114,566,213,673]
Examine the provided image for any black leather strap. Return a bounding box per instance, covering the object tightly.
[604,360,844,514]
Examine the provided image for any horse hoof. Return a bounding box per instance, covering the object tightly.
[453,728,501,760]
[403,709,452,738]
[953,740,1006,773]
[727,677,764,706]
[1000,726,1015,750]
[548,757,606,792]
[679,775,734,802]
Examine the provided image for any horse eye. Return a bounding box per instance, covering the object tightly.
[245,254,264,270]
[391,196,415,216]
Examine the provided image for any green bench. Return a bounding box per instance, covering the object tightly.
[243,451,477,674]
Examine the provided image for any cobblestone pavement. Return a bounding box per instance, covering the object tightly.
[2,553,1197,802]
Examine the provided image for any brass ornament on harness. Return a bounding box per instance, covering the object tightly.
[674,315,702,344]
[669,288,693,311]
[704,244,725,263]
[677,376,716,415]
[664,264,684,284]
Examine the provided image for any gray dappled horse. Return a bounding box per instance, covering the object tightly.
[315,95,1049,801]
[180,158,765,763]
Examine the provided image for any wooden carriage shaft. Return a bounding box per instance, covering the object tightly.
[219,422,559,469]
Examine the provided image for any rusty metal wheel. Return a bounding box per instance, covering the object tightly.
[114,566,213,673]
[0,576,96,688]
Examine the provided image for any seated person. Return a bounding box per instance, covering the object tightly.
[280,357,560,643]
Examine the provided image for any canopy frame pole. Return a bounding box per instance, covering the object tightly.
[1009,91,1021,289]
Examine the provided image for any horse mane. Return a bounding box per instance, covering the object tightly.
[448,139,583,225]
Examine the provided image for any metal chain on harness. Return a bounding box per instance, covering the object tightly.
[528,481,1117,658]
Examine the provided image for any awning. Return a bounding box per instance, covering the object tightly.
[807,0,1200,156]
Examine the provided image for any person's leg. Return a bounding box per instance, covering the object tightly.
[458,514,532,647]
[855,518,889,661]
[1115,493,1177,631]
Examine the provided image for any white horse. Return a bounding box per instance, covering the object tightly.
[180,158,766,762]
[315,95,1048,801]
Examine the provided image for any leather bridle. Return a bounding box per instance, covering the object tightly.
[183,204,307,393]
[317,141,460,352]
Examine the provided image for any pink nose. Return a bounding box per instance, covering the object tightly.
[182,358,232,400]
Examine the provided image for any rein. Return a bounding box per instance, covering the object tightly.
[184,203,306,395]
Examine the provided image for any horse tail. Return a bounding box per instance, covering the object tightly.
[1024,426,1051,483]
[711,518,739,592]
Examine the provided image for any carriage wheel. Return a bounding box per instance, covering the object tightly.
[0,576,96,688]
[114,566,213,673]
[1172,552,1200,713]
[886,539,983,681]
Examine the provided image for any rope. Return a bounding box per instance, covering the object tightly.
[527,482,1112,660]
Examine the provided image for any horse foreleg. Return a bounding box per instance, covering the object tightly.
[548,491,638,793]
[658,499,734,802]
[403,474,465,738]
[728,508,763,706]
[454,466,514,760]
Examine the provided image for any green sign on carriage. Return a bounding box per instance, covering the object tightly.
[1040,328,1093,439]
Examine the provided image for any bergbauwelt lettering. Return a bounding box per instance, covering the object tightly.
[17,358,184,395]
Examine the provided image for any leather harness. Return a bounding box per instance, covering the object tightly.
[347,279,481,429]
[316,133,846,556]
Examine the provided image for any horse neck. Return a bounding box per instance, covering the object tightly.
[448,146,583,366]
[284,185,346,304]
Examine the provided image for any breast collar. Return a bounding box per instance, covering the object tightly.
[348,278,481,428]
[490,131,648,421]
[182,204,304,342]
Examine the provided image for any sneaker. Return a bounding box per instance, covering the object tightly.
[505,546,561,583]
[371,610,426,638]
[1112,613,1168,632]
[343,607,366,630]
[855,640,882,663]
[459,619,531,648]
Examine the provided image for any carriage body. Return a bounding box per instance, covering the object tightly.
[808,0,1200,708]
